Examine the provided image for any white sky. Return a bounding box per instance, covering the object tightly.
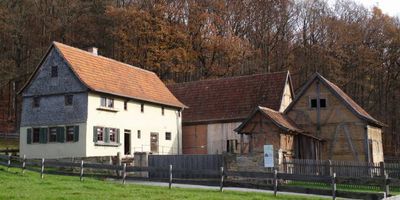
[352,0,400,17]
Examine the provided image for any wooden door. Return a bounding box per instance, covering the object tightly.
[124,130,131,155]
[151,132,159,153]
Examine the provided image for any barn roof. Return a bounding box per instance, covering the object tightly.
[168,71,292,124]
[285,73,385,127]
[20,42,186,108]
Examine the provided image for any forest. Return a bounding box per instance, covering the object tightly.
[0,0,399,158]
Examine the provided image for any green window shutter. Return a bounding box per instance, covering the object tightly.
[116,129,120,143]
[39,128,48,144]
[93,126,98,142]
[57,127,65,143]
[74,126,79,142]
[105,128,110,143]
[27,128,32,144]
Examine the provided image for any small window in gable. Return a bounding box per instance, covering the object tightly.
[65,95,73,106]
[51,66,58,77]
[33,97,40,108]
[141,103,144,113]
[137,130,141,139]
[310,98,327,108]
[162,106,165,115]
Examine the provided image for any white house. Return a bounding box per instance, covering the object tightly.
[19,42,186,159]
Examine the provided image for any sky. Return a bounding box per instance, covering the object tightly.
[352,0,400,17]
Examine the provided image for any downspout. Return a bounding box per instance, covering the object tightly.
[176,108,183,155]
[316,80,321,137]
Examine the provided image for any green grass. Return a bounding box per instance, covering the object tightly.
[0,138,19,149]
[288,181,400,195]
[0,166,327,200]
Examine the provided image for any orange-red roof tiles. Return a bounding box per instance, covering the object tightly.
[52,42,185,108]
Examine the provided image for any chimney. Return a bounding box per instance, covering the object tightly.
[87,47,98,55]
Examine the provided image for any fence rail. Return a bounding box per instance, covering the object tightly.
[0,154,398,199]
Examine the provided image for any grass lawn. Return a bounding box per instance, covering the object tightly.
[0,138,19,149]
[0,166,327,200]
[289,181,400,195]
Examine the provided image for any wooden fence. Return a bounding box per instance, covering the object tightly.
[282,159,400,178]
[148,154,223,179]
[0,154,398,199]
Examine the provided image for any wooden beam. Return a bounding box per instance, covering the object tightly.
[343,125,359,162]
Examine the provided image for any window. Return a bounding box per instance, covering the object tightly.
[33,128,40,143]
[51,66,58,77]
[227,139,238,153]
[310,98,327,108]
[49,127,57,142]
[124,100,128,110]
[137,130,141,139]
[109,128,116,142]
[33,97,40,108]
[65,95,73,106]
[97,127,104,141]
[66,126,74,142]
[100,97,114,108]
[162,107,165,115]
[141,103,144,113]
[165,132,171,140]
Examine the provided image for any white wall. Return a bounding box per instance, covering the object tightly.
[279,80,293,112]
[85,92,182,157]
[19,123,87,159]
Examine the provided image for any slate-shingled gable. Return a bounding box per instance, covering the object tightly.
[168,71,290,123]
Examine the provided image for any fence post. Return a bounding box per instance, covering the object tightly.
[22,155,26,174]
[380,161,385,177]
[383,172,389,197]
[80,160,84,181]
[331,172,336,200]
[169,164,173,189]
[122,163,127,184]
[7,153,11,171]
[117,152,122,177]
[40,158,45,179]
[220,166,224,192]
[273,169,278,196]
[328,160,333,176]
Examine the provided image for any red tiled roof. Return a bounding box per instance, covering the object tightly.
[22,42,185,108]
[258,106,303,132]
[168,71,290,123]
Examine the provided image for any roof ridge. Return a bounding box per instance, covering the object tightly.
[53,41,155,75]
[168,71,288,86]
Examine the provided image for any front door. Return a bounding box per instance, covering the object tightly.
[124,130,131,155]
[151,132,159,153]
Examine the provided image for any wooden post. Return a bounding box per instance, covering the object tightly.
[122,163,127,184]
[117,152,121,177]
[40,158,45,179]
[332,173,336,200]
[80,160,84,181]
[380,161,385,177]
[384,172,389,197]
[169,164,173,189]
[220,167,224,192]
[22,155,26,174]
[7,153,11,171]
[328,160,333,176]
[273,169,278,196]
